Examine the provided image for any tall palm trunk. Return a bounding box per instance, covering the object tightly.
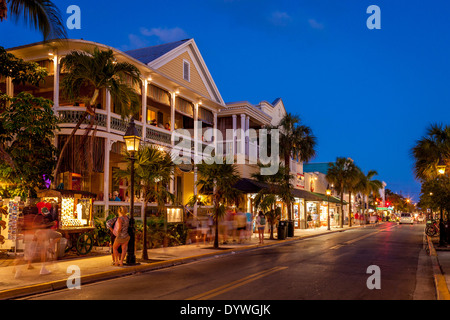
[52,89,97,187]
[348,191,352,227]
[284,153,293,222]
[52,110,88,186]
[213,195,220,249]
[142,200,149,260]
[340,192,344,228]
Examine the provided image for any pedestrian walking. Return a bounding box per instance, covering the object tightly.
[13,205,39,278]
[245,211,253,241]
[256,211,266,244]
[236,210,247,243]
[33,203,62,275]
[112,207,130,266]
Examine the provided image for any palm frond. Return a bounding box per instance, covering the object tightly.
[7,0,67,41]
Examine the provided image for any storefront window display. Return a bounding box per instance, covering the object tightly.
[38,190,95,230]
[306,202,319,228]
[319,202,326,227]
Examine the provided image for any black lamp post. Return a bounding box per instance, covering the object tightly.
[124,117,140,265]
[326,185,332,231]
[436,157,448,246]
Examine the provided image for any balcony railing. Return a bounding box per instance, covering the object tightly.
[146,126,172,145]
[57,108,144,138]
[58,110,107,128]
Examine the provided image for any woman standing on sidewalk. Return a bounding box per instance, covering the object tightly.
[112,207,130,266]
[256,211,266,244]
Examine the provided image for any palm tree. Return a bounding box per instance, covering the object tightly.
[345,166,363,227]
[54,48,141,183]
[114,145,174,260]
[411,123,450,220]
[411,123,450,181]
[0,0,67,41]
[252,162,293,239]
[355,169,383,221]
[196,158,241,249]
[326,157,360,227]
[276,113,317,229]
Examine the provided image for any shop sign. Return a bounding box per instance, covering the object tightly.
[297,174,305,189]
[376,207,393,211]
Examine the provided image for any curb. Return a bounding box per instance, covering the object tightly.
[426,235,450,300]
[0,225,365,300]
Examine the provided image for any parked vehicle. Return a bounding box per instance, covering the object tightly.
[399,213,414,224]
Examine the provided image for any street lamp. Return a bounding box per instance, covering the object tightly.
[436,157,447,245]
[123,117,141,265]
[437,158,446,175]
[326,185,332,231]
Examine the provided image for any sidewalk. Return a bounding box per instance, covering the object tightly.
[427,235,450,300]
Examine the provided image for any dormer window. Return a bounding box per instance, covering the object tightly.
[183,60,190,82]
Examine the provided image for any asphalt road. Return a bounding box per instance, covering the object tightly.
[24,222,435,301]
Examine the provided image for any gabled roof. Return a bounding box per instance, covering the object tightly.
[125,39,191,65]
[126,38,225,106]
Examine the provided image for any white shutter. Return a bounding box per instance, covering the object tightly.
[183,60,190,82]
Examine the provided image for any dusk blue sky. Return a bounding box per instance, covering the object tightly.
[2,0,450,202]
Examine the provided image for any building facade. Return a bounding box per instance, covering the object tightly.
[3,38,335,229]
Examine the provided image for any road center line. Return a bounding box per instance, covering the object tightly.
[187,266,288,300]
[330,225,399,249]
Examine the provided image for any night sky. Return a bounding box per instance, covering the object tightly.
[2,0,450,202]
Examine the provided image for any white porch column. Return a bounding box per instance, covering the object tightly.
[193,103,199,217]
[232,114,237,155]
[245,115,250,156]
[239,114,246,163]
[141,79,148,135]
[170,91,175,192]
[194,103,200,161]
[103,138,112,215]
[213,111,218,151]
[5,77,13,96]
[52,53,60,113]
[5,77,13,108]
[171,91,176,132]
[169,91,176,197]
[105,90,111,131]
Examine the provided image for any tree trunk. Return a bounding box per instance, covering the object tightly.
[52,111,88,186]
[53,88,99,188]
[284,153,292,221]
[348,191,352,227]
[142,202,148,260]
[340,192,344,228]
[214,213,219,249]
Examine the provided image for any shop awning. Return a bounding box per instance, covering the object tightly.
[232,178,270,194]
[291,188,324,201]
[233,179,328,202]
[310,192,348,205]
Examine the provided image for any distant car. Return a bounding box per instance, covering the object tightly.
[399,213,414,224]
[417,215,425,223]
